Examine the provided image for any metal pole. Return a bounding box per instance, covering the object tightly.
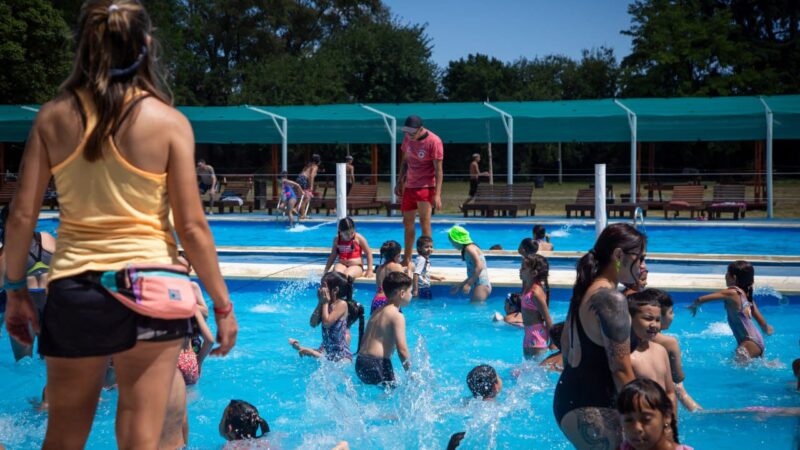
[759,98,774,218]
[246,106,288,172]
[483,102,514,185]
[359,104,398,203]
[558,142,562,185]
[336,163,347,221]
[595,164,607,237]
[614,100,638,203]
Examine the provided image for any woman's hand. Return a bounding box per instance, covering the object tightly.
[211,309,237,356]
[4,290,40,346]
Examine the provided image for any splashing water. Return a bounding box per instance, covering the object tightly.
[250,304,279,314]
[550,223,573,238]
[700,322,734,337]
[754,285,789,305]
[287,221,336,233]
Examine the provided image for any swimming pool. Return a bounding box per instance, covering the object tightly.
[1,279,797,449]
[36,218,800,256]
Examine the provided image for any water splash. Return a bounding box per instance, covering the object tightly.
[250,304,279,314]
[698,322,733,337]
[550,223,573,238]
[287,221,336,233]
[275,277,318,303]
[754,285,789,305]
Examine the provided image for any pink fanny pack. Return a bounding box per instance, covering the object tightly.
[100,264,197,319]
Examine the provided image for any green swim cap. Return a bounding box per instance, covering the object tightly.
[448,225,472,245]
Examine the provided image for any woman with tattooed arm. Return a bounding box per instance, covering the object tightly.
[553,223,647,449]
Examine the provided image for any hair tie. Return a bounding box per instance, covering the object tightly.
[108,4,120,12]
[110,45,147,78]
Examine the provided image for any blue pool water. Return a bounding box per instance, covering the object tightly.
[36,218,800,256]
[1,280,797,449]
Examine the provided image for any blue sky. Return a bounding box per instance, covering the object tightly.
[382,0,634,68]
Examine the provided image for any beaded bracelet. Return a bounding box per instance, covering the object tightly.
[3,276,28,292]
[213,302,233,317]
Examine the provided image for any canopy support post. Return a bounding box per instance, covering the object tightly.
[360,105,397,203]
[483,102,514,185]
[614,100,638,203]
[759,97,774,218]
[247,106,288,172]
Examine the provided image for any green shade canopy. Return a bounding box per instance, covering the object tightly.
[0,105,39,142]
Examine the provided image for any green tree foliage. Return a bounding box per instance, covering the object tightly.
[621,0,800,97]
[236,53,348,105]
[442,54,514,101]
[0,0,73,103]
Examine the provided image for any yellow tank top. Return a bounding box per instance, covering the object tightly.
[48,89,178,282]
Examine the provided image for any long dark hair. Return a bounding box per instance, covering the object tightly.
[728,260,755,303]
[529,254,550,305]
[222,399,270,440]
[569,223,646,322]
[379,240,402,266]
[61,0,171,162]
[616,378,679,444]
[321,271,364,352]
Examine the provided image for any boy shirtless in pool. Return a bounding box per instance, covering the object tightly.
[356,272,413,386]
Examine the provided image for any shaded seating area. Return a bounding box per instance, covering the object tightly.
[324,184,382,216]
[663,185,706,219]
[462,184,535,217]
[706,184,747,220]
[564,188,595,218]
[216,177,255,213]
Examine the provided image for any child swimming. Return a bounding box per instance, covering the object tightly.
[520,254,555,358]
[371,240,406,313]
[628,292,677,417]
[323,217,374,279]
[278,170,302,228]
[466,364,502,401]
[289,272,364,362]
[644,288,702,411]
[413,235,444,299]
[219,399,270,445]
[689,260,773,361]
[356,272,413,386]
[447,225,491,303]
[492,293,523,327]
[532,225,553,251]
[617,379,692,450]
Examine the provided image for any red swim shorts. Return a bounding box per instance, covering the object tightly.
[401,187,436,212]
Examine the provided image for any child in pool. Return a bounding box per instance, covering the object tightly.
[371,240,408,313]
[533,225,553,251]
[628,293,677,417]
[539,322,565,372]
[617,379,693,450]
[643,289,702,411]
[323,217,374,279]
[518,237,538,262]
[492,293,523,327]
[219,399,271,448]
[356,271,413,386]
[466,365,502,401]
[289,272,363,362]
[447,226,491,303]
[520,254,556,358]
[688,260,773,361]
[413,235,444,299]
[279,170,302,228]
[296,154,321,219]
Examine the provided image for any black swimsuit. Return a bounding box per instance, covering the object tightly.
[552,310,617,425]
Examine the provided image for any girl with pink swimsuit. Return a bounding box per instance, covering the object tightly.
[520,254,556,358]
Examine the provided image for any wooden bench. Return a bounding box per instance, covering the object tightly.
[706,184,746,220]
[565,189,595,218]
[462,185,536,217]
[324,184,382,215]
[663,185,705,219]
[608,202,647,218]
[217,177,255,213]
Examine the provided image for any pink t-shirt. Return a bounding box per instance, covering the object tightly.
[401,130,444,189]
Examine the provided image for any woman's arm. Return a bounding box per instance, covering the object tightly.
[194,310,215,368]
[359,235,374,277]
[167,112,236,356]
[4,107,54,343]
[589,289,635,391]
[323,237,338,274]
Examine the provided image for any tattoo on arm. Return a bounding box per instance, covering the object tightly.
[589,289,631,343]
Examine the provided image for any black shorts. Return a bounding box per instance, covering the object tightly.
[469,179,479,197]
[39,272,194,358]
[355,354,395,386]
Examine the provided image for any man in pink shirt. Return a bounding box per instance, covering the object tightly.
[395,115,444,266]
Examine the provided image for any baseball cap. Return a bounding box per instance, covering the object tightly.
[401,115,423,134]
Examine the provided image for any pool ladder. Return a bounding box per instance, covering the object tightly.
[633,207,646,233]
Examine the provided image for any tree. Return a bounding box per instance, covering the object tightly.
[237,52,348,105]
[316,19,438,102]
[441,54,514,101]
[0,0,73,103]
[563,47,619,99]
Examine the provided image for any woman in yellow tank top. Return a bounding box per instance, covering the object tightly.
[3,1,238,448]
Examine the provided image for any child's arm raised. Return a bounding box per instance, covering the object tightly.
[688,289,734,316]
[750,300,773,335]
[323,236,338,274]
[309,289,327,327]
[393,314,411,371]
[359,234,374,278]
[321,299,347,326]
